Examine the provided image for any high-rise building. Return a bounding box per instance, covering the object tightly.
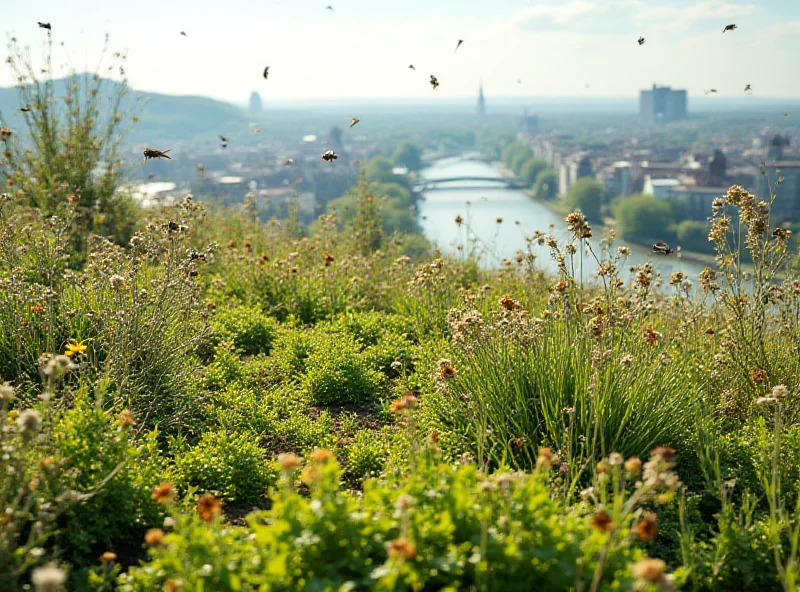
[477,82,486,119]
[249,91,263,113]
[639,84,687,124]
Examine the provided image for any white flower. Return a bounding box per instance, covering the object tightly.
[0,382,14,402]
[31,564,66,592]
[163,516,176,528]
[772,385,788,399]
[757,397,777,405]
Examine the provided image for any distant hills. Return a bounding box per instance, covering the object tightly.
[0,75,250,145]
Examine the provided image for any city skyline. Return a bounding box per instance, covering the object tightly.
[3,0,800,103]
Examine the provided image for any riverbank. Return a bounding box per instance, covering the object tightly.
[489,159,721,270]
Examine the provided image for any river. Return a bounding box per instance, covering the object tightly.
[417,157,708,284]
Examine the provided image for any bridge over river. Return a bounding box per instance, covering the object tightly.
[412,175,527,193]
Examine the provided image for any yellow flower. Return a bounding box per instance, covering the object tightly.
[64,340,87,357]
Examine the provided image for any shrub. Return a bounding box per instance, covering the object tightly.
[520,157,549,185]
[174,431,277,503]
[211,306,279,356]
[534,168,558,199]
[302,332,383,406]
[566,178,604,222]
[613,194,675,245]
[344,429,388,480]
[122,454,645,591]
[675,220,715,254]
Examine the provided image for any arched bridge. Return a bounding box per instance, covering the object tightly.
[412,175,527,193]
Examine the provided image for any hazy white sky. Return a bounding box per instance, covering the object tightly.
[4,0,800,102]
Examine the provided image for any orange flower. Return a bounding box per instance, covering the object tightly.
[499,294,517,311]
[634,511,658,541]
[323,254,334,266]
[389,393,418,413]
[751,369,769,384]
[197,494,223,523]
[277,452,303,472]
[118,409,136,427]
[309,449,333,464]
[590,510,614,532]
[438,360,456,380]
[300,464,321,485]
[30,304,46,315]
[100,551,117,563]
[624,456,642,476]
[536,448,553,470]
[387,537,417,560]
[151,483,174,504]
[144,528,165,545]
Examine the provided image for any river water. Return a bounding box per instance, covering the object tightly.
[417,157,708,284]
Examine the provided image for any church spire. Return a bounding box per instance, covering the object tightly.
[477,81,486,118]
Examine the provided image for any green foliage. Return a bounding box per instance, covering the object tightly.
[365,156,396,184]
[676,220,715,254]
[520,157,548,185]
[613,194,676,245]
[174,430,277,503]
[391,141,423,171]
[566,178,604,222]
[53,401,165,566]
[122,454,644,591]
[211,306,279,356]
[534,168,559,199]
[345,429,388,479]
[302,331,383,406]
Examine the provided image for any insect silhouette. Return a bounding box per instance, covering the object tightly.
[705,89,718,95]
[325,5,333,10]
[37,22,51,30]
[408,64,416,71]
[197,164,205,173]
[143,148,172,162]
[430,75,439,90]
[744,84,752,92]
[722,24,737,33]
[219,135,228,148]
[322,150,338,162]
[453,40,464,54]
[652,241,674,255]
[180,31,187,36]
[20,105,31,112]
[349,118,360,127]
[263,66,270,79]
[284,158,294,165]
[638,36,645,45]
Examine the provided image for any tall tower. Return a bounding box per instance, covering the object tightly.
[477,82,486,119]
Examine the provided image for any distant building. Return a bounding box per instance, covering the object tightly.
[477,82,486,119]
[672,186,728,220]
[758,161,800,220]
[558,154,593,196]
[639,84,687,124]
[518,109,538,136]
[643,176,680,198]
[249,91,263,113]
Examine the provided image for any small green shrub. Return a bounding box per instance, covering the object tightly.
[211,306,279,356]
[345,429,387,480]
[174,430,276,503]
[302,332,382,405]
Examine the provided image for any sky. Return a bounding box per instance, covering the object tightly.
[3,0,800,103]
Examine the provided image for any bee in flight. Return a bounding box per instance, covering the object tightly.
[180,31,187,36]
[20,105,31,112]
[638,36,645,45]
[408,64,415,71]
[349,118,359,127]
[430,75,439,90]
[745,84,752,92]
[722,24,737,33]
[219,135,228,148]
[652,241,674,255]
[37,22,51,30]
[453,39,464,54]
[263,66,270,80]
[322,150,338,162]
[143,148,171,162]
[284,158,294,165]
[705,89,718,95]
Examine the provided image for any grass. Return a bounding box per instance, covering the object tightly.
[4,39,800,592]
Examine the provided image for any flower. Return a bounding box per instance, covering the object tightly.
[100,551,117,563]
[536,448,554,470]
[455,214,464,226]
[634,511,658,541]
[144,528,165,545]
[16,409,41,433]
[118,409,136,427]
[300,464,321,485]
[387,537,417,560]
[31,304,46,315]
[632,558,666,583]
[438,359,456,380]
[151,483,174,504]
[608,452,623,466]
[0,381,14,403]
[590,510,614,532]
[624,456,643,476]
[323,254,334,266]
[390,393,418,413]
[395,494,415,510]
[277,452,303,472]
[750,369,769,384]
[772,385,788,399]
[310,448,333,464]
[64,340,87,357]
[197,494,223,523]
[650,446,677,464]
[31,564,66,592]
[499,294,518,311]
[164,516,176,528]
[756,396,777,405]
